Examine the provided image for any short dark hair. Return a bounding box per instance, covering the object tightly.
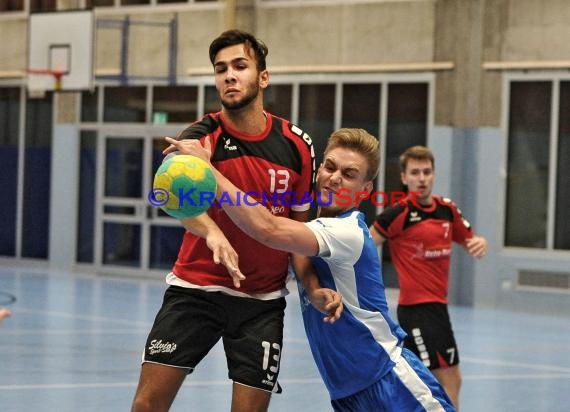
[399,145,435,172]
[209,30,269,72]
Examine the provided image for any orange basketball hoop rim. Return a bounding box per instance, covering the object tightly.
[26,68,65,91]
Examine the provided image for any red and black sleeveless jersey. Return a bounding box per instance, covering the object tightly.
[373,195,473,305]
[172,111,315,295]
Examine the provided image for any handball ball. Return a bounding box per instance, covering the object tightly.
[152,154,216,219]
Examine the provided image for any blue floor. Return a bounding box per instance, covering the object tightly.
[1,265,569,412]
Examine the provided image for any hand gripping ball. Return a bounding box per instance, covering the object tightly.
[152,154,217,219]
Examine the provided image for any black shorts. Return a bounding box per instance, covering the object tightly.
[143,285,286,393]
[397,302,459,370]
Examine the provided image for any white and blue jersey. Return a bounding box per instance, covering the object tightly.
[300,209,406,399]
[299,209,455,411]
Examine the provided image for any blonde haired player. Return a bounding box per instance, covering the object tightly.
[173,129,456,411]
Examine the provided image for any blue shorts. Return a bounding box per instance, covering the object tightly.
[331,348,455,412]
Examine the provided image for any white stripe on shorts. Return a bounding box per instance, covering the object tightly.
[393,355,448,412]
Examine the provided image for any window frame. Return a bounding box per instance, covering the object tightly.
[501,71,570,252]
[0,0,221,15]
[269,72,435,213]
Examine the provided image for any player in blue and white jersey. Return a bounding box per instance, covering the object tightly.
[170,128,455,411]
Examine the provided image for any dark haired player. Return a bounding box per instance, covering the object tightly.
[131,30,339,412]
[370,145,487,410]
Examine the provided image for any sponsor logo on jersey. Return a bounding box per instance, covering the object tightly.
[423,248,451,258]
[223,138,237,151]
[409,211,421,222]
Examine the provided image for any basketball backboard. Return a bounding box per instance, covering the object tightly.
[28,10,94,94]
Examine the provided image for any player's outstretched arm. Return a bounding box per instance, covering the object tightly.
[165,136,320,257]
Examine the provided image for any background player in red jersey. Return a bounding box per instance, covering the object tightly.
[369,145,487,410]
[131,30,341,412]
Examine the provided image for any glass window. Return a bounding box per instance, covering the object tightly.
[505,82,551,248]
[104,205,136,214]
[121,0,149,5]
[30,0,56,12]
[22,93,53,259]
[341,83,381,136]
[0,88,20,256]
[385,83,428,196]
[86,0,114,6]
[265,84,292,120]
[81,90,98,122]
[555,81,570,249]
[76,0,221,9]
[204,85,220,115]
[150,225,185,269]
[298,84,335,168]
[103,222,140,267]
[105,138,144,198]
[341,83,382,225]
[152,136,172,218]
[152,136,169,173]
[103,86,146,122]
[0,0,24,11]
[77,131,97,263]
[152,86,198,124]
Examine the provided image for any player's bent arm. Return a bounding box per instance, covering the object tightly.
[164,135,319,256]
[289,194,343,321]
[369,225,386,246]
[290,209,311,223]
[180,212,218,238]
[292,254,320,294]
[221,183,319,256]
[292,254,343,323]
[212,164,318,255]
[180,213,245,287]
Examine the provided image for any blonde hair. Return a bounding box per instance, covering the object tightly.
[324,128,380,181]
